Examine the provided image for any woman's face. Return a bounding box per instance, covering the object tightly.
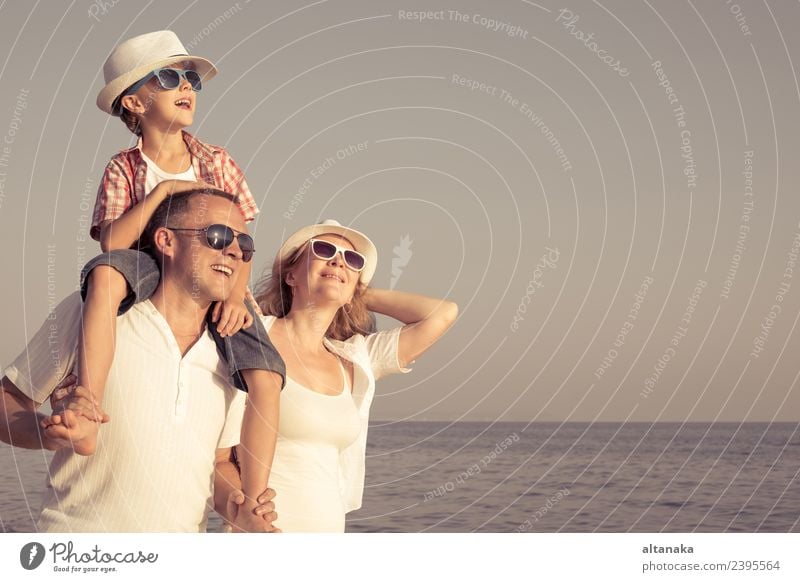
[288,233,361,307]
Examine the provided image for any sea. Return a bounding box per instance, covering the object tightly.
[2,422,798,533]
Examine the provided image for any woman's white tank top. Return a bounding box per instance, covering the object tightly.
[268,355,361,532]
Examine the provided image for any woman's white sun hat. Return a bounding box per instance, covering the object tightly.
[277,219,378,285]
[97,30,218,116]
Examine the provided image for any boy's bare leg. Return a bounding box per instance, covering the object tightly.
[233,369,282,532]
[78,265,128,407]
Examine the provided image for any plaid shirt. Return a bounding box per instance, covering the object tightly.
[91,131,259,240]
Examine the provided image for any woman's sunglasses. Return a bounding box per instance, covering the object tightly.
[167,224,255,262]
[307,238,366,272]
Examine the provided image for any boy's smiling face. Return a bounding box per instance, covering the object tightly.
[120,62,197,132]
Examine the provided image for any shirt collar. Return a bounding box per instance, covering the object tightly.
[123,130,219,162]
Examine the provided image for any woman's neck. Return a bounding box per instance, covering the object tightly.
[280,303,339,354]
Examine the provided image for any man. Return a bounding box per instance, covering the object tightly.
[0,188,277,532]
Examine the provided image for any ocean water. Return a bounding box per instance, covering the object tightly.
[2,422,798,533]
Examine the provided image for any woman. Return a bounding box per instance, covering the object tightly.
[240,219,458,532]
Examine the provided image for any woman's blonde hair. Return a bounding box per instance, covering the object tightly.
[253,242,374,341]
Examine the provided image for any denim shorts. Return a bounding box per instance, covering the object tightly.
[80,249,285,392]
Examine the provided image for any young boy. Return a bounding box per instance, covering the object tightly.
[77,31,283,532]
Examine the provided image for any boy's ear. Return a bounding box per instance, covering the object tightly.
[120,94,145,115]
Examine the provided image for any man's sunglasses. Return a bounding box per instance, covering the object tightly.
[167,224,255,262]
[307,238,366,272]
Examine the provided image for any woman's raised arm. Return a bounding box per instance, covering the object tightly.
[364,288,458,367]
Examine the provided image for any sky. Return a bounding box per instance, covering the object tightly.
[1,0,799,422]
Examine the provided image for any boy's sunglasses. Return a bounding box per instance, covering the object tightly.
[124,67,202,97]
[114,68,203,114]
[167,224,255,262]
[307,238,366,272]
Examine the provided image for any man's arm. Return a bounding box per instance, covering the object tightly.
[0,376,48,450]
[0,376,100,453]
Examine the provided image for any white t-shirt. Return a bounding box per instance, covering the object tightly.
[140,149,197,195]
[3,292,246,532]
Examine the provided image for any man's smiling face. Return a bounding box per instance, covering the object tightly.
[165,194,249,304]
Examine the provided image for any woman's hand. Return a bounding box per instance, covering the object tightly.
[362,288,458,367]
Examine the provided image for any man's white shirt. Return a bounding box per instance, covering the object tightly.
[4,291,245,532]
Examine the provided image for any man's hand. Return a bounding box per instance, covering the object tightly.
[42,375,109,456]
[225,487,280,533]
[212,295,253,337]
[41,408,101,455]
[48,375,110,424]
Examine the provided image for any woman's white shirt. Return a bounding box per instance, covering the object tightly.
[261,315,411,513]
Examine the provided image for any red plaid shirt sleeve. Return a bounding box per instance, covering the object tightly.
[219,150,259,222]
[91,156,135,240]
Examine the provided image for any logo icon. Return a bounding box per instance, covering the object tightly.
[20,542,46,570]
[390,234,413,290]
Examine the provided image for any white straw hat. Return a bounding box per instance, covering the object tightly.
[277,220,378,285]
[97,30,217,115]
